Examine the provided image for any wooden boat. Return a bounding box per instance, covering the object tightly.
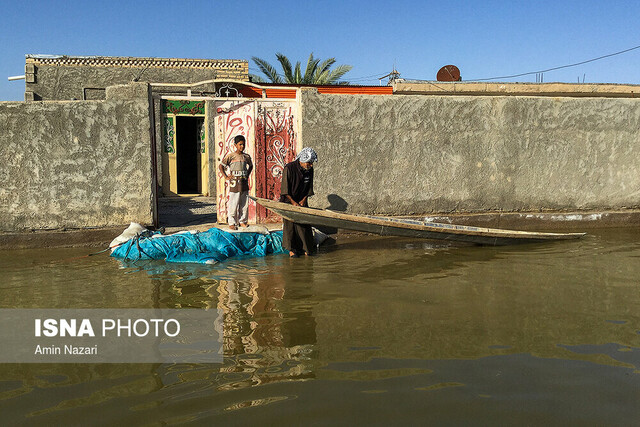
[251,197,586,246]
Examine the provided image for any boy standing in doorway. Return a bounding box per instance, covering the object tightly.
[219,135,253,230]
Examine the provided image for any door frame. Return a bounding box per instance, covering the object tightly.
[156,84,302,224]
[160,98,208,196]
[213,97,301,224]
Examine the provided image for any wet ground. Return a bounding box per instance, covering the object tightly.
[158,196,218,231]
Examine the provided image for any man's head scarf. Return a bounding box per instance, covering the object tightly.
[296,147,318,163]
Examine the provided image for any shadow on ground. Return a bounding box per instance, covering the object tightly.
[158,197,217,228]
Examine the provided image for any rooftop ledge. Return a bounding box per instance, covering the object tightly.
[392,81,640,98]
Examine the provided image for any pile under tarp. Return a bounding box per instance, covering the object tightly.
[111,227,285,264]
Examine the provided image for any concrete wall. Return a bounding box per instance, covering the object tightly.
[26,60,248,101]
[301,91,640,215]
[0,83,154,231]
[393,81,640,98]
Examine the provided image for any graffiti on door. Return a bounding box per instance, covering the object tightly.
[214,99,298,224]
[215,101,256,224]
[255,102,297,222]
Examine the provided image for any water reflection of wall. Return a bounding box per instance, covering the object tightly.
[0,256,321,420]
[216,272,317,388]
[110,257,319,385]
[115,257,319,388]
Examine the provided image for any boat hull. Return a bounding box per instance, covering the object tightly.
[251,197,586,246]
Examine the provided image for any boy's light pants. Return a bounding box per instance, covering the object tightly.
[227,191,249,226]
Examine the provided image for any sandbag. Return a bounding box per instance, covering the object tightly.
[111,227,285,264]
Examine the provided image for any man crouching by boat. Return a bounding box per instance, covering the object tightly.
[280,147,318,257]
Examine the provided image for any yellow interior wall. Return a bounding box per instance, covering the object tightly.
[161,106,206,197]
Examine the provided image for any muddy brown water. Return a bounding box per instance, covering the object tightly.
[0,228,639,424]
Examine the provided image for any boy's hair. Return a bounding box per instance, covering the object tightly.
[233,135,246,144]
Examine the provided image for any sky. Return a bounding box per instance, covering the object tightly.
[1,0,639,101]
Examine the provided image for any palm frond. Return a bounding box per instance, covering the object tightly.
[251,56,283,84]
[294,62,302,84]
[325,64,353,84]
[313,69,330,85]
[314,58,336,78]
[252,52,352,85]
[275,53,294,84]
[313,58,337,84]
[302,53,321,84]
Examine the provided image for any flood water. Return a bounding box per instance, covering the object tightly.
[1,228,639,425]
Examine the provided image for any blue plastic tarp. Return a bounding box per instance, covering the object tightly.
[111,228,285,264]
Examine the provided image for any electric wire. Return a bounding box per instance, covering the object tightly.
[468,44,640,81]
[255,44,640,84]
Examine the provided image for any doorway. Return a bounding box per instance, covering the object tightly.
[214,99,299,224]
[175,116,203,194]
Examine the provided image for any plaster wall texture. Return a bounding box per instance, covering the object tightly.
[393,81,640,97]
[0,91,154,231]
[301,91,640,215]
[27,65,247,100]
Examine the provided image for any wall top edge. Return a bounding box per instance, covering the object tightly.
[25,54,248,70]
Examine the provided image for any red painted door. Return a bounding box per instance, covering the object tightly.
[254,101,299,223]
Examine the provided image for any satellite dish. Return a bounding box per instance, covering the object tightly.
[437,65,461,82]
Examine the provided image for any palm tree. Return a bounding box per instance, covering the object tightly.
[250,53,352,85]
